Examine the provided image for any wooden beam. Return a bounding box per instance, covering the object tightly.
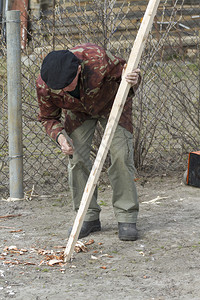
[64,0,161,262]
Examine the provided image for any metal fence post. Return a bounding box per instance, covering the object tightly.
[6,10,24,200]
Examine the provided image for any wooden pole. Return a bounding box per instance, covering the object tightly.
[64,0,161,262]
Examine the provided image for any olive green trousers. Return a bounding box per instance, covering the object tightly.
[68,118,139,223]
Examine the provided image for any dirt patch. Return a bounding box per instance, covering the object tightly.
[0,174,200,300]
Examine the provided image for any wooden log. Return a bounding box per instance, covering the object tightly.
[63,0,161,262]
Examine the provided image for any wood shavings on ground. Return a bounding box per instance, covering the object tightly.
[0,240,95,268]
[1,246,35,266]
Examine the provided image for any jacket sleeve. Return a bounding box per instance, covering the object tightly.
[105,50,141,97]
[36,75,64,141]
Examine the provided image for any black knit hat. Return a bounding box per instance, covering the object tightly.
[41,50,80,89]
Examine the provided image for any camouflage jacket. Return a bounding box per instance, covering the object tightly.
[36,43,140,141]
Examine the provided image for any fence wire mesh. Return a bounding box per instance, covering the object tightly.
[0,0,199,197]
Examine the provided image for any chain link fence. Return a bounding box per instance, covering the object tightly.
[0,0,199,198]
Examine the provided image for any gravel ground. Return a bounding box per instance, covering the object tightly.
[0,174,200,300]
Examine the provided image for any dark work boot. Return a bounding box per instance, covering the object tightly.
[118,222,138,241]
[69,219,101,239]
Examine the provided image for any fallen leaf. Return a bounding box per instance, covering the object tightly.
[23,262,36,265]
[91,255,98,260]
[45,254,55,261]
[59,268,65,272]
[39,260,46,266]
[8,246,18,251]
[3,261,13,264]
[48,259,63,266]
[74,246,81,253]
[29,248,38,253]
[100,266,107,269]
[38,249,53,255]
[85,239,94,245]
[74,241,88,253]
[100,254,113,258]
[3,260,20,265]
